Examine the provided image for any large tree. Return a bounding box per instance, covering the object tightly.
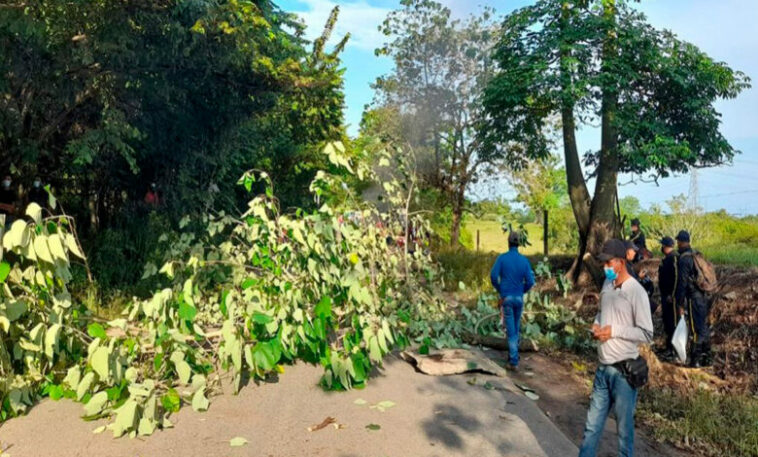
[374,0,504,246]
[0,0,345,231]
[483,0,749,284]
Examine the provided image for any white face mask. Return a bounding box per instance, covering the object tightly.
[33,180,41,188]
[2,180,10,189]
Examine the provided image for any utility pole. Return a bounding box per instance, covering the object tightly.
[688,169,699,212]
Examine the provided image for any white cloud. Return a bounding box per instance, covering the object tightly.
[290,0,392,52]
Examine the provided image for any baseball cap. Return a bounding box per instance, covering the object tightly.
[624,240,639,252]
[660,236,675,247]
[631,218,640,226]
[597,239,627,262]
[675,230,690,242]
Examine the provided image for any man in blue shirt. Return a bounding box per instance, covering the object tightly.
[490,231,536,370]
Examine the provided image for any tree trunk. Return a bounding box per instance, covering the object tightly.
[449,182,467,247]
[570,0,620,288]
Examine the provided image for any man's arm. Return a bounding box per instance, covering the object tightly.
[675,255,692,310]
[523,259,535,293]
[490,256,501,290]
[611,286,654,344]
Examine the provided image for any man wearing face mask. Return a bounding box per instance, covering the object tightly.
[28,177,47,208]
[578,239,654,457]
[0,175,17,224]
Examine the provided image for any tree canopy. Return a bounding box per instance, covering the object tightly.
[483,0,749,282]
[0,0,346,230]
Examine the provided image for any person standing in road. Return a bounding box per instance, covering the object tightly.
[578,239,654,457]
[658,236,680,359]
[490,230,535,371]
[675,230,711,367]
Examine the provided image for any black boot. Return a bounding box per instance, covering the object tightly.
[689,343,703,368]
[698,343,713,367]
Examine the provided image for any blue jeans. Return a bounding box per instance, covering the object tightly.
[501,296,524,366]
[578,364,638,457]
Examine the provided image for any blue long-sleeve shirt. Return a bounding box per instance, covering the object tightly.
[490,247,536,298]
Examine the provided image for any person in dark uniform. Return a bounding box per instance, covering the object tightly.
[629,218,648,262]
[27,177,47,208]
[675,230,711,368]
[625,241,657,314]
[657,236,680,358]
[0,175,17,225]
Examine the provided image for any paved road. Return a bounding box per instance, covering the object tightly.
[0,354,577,457]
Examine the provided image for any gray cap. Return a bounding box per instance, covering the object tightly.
[598,239,627,262]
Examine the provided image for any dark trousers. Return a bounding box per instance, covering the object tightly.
[661,297,677,350]
[686,292,710,360]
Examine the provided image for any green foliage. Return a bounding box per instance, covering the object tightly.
[1,143,448,437]
[0,207,88,420]
[0,0,347,259]
[640,388,758,457]
[483,0,750,178]
[408,289,592,355]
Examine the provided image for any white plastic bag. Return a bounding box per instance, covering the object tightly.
[672,316,688,363]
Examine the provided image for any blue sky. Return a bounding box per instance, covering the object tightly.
[279,0,758,215]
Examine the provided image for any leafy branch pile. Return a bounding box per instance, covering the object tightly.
[1,204,87,419]
[1,144,447,437]
[411,288,592,355]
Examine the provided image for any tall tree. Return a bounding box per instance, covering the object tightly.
[374,0,504,246]
[483,0,749,284]
[0,0,346,231]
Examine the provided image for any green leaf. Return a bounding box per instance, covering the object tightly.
[77,372,95,401]
[365,424,381,431]
[230,437,248,447]
[161,389,181,413]
[178,301,197,323]
[191,388,210,412]
[83,391,108,416]
[251,312,273,325]
[5,300,27,321]
[26,202,42,225]
[0,261,10,283]
[315,296,332,319]
[44,323,61,359]
[176,360,192,384]
[90,346,110,380]
[353,398,367,405]
[87,323,107,340]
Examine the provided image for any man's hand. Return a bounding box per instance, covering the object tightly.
[593,325,612,342]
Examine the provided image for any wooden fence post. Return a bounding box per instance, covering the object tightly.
[476,229,480,252]
[543,209,549,257]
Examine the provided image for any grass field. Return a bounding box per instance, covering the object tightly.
[466,219,758,267]
[464,220,549,256]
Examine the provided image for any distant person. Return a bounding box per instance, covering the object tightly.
[657,236,680,359]
[625,241,656,314]
[28,177,47,208]
[489,230,535,371]
[0,175,18,224]
[144,183,160,207]
[629,218,649,261]
[578,239,653,457]
[675,230,711,368]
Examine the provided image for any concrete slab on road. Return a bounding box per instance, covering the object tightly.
[0,354,578,457]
